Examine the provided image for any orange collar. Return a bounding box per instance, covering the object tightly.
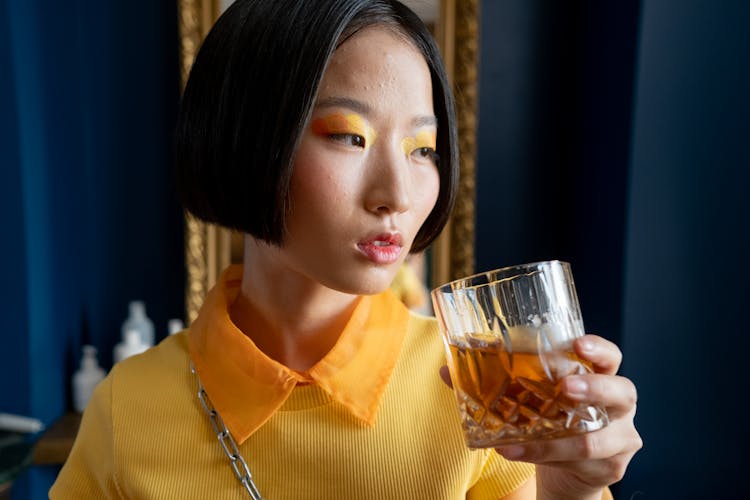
[188,265,410,444]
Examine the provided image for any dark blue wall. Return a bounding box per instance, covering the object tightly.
[477,1,750,497]
[619,1,750,497]
[1,1,183,498]
[475,1,640,346]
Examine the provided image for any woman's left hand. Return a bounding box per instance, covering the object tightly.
[494,335,642,500]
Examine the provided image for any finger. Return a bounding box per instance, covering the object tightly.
[536,450,637,487]
[496,414,642,465]
[439,365,453,389]
[561,373,638,417]
[574,335,622,375]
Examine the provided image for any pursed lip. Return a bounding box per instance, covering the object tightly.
[356,232,404,265]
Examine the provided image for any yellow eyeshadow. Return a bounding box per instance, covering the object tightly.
[310,113,377,148]
[401,129,437,155]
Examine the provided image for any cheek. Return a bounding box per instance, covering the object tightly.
[413,167,441,219]
[290,171,326,220]
[288,153,356,225]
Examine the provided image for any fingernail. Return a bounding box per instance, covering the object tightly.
[566,377,588,397]
[498,445,524,460]
[580,339,595,353]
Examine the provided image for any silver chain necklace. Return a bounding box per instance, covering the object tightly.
[190,361,265,499]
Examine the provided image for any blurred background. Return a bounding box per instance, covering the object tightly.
[1,0,749,498]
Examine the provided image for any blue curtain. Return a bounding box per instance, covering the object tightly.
[476,0,639,353]
[477,1,750,497]
[620,1,750,497]
[0,1,183,498]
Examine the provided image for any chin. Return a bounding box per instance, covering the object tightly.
[324,266,400,296]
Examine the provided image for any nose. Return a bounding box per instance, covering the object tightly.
[364,143,411,215]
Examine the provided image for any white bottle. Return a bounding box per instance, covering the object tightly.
[167,318,184,335]
[114,328,149,364]
[122,300,155,347]
[72,345,106,413]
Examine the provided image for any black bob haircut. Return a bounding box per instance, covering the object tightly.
[174,0,458,253]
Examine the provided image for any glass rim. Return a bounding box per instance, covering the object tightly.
[430,260,571,295]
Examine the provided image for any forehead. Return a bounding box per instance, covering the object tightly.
[315,27,433,112]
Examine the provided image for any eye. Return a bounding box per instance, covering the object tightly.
[330,133,366,148]
[411,146,438,164]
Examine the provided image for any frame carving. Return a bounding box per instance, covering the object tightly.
[178,0,479,323]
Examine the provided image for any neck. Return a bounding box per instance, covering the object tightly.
[229,237,360,371]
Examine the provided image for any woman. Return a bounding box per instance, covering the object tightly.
[51,1,641,498]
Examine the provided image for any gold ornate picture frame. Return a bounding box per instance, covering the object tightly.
[177,0,479,323]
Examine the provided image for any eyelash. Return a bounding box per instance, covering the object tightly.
[327,134,438,165]
[412,146,438,164]
[329,133,366,148]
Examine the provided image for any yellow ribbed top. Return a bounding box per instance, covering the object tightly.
[50,313,535,499]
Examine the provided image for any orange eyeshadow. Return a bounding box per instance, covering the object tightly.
[311,113,377,148]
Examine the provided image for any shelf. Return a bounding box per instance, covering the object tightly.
[33,413,81,465]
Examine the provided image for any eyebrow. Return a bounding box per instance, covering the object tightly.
[315,96,371,115]
[413,115,438,128]
[315,96,437,128]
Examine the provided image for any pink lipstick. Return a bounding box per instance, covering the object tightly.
[357,233,403,265]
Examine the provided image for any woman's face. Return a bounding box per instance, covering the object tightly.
[269,26,440,295]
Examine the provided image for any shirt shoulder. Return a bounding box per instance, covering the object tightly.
[405,309,440,341]
[107,332,191,400]
[401,310,443,363]
[106,331,194,417]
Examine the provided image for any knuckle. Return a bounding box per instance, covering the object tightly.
[591,375,608,397]
[633,432,644,452]
[612,347,623,368]
[628,402,639,420]
[625,378,638,406]
[594,336,622,366]
[577,433,600,459]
